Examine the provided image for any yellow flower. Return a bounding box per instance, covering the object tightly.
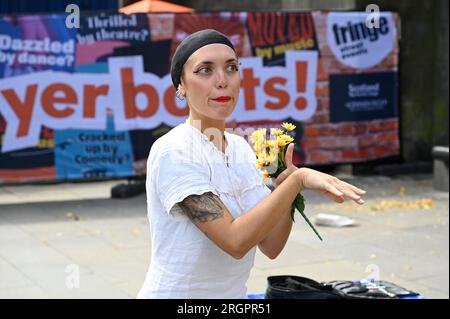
[277,137,287,147]
[270,128,278,136]
[265,139,279,153]
[280,134,294,143]
[256,159,265,169]
[251,129,267,156]
[281,122,296,131]
[277,134,294,147]
[257,152,266,164]
[270,128,284,137]
[254,143,261,155]
[264,151,277,164]
[250,128,266,143]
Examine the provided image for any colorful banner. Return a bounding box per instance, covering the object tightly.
[327,12,395,69]
[0,11,400,184]
[329,72,398,122]
[246,12,318,66]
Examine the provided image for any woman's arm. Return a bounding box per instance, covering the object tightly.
[257,205,292,259]
[228,168,305,258]
[176,169,303,259]
[257,143,297,259]
[176,166,365,259]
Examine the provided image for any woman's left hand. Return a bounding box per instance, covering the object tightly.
[273,143,366,205]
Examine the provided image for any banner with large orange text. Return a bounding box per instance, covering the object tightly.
[0,12,400,184]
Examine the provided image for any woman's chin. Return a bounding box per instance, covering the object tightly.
[206,107,234,121]
[205,113,230,122]
[216,109,235,120]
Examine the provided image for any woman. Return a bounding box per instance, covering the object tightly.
[137,29,366,299]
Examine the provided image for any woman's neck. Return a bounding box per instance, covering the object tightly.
[188,115,227,153]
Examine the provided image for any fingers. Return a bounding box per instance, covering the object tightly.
[325,192,345,203]
[331,179,365,205]
[301,168,367,205]
[340,180,366,195]
[323,183,345,203]
[340,188,365,205]
[284,143,294,167]
[273,166,296,186]
[273,170,289,186]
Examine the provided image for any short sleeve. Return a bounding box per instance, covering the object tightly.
[150,148,219,221]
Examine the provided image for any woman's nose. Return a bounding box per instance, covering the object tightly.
[216,70,228,88]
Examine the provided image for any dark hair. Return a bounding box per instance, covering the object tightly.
[170,29,236,89]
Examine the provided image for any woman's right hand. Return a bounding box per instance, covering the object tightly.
[295,168,366,205]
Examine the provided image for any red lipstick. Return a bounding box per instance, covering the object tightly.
[211,96,231,103]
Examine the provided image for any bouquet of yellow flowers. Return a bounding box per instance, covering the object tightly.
[250,122,323,241]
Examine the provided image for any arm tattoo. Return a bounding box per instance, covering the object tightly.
[176,192,224,223]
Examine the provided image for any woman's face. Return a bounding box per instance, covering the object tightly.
[179,43,240,122]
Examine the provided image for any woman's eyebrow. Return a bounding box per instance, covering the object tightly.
[194,58,238,67]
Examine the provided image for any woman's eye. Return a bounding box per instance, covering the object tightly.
[195,67,211,75]
[226,64,239,72]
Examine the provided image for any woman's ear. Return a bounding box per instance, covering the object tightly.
[176,84,186,100]
[177,84,186,96]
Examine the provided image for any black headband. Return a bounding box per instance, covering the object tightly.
[170,29,236,89]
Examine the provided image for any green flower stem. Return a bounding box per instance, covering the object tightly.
[293,194,323,241]
[270,143,322,241]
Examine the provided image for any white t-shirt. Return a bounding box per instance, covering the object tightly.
[137,119,272,299]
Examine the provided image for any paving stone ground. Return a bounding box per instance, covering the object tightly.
[0,174,448,299]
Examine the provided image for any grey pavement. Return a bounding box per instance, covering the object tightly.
[0,174,448,299]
